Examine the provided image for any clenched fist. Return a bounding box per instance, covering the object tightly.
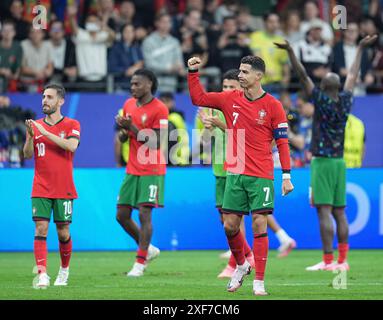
[187,57,202,71]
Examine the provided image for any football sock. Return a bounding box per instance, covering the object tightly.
[59,237,72,269]
[227,231,245,265]
[136,248,148,265]
[253,233,268,281]
[323,252,334,264]
[228,253,237,268]
[244,238,252,257]
[34,236,47,273]
[275,229,290,244]
[337,243,349,263]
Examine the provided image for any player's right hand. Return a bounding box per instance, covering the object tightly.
[274,40,292,52]
[25,119,34,138]
[187,57,202,71]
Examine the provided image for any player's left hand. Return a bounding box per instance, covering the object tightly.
[115,114,133,130]
[282,179,294,196]
[31,120,49,136]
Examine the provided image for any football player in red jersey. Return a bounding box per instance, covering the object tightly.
[115,69,168,277]
[23,84,80,289]
[188,56,294,296]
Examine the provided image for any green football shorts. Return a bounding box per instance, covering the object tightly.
[32,198,73,224]
[310,157,346,207]
[222,173,274,215]
[117,174,165,209]
[215,176,226,208]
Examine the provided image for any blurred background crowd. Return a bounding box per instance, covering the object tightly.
[0,0,381,168]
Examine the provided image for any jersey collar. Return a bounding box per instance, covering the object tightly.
[43,116,65,126]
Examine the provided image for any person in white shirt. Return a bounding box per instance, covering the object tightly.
[68,4,115,90]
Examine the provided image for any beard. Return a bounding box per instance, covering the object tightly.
[43,104,58,115]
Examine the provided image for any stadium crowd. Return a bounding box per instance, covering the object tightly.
[0,0,382,94]
[0,0,378,168]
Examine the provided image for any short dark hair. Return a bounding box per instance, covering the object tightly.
[240,55,266,73]
[223,15,236,24]
[44,83,66,99]
[263,12,279,22]
[1,19,16,29]
[133,69,159,94]
[222,69,240,81]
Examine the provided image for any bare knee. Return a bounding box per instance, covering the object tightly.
[35,221,48,237]
[116,206,132,223]
[223,214,241,236]
[139,206,152,225]
[56,224,70,242]
[252,214,267,234]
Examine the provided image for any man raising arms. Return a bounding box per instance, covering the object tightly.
[188,56,294,295]
[24,84,80,288]
[275,34,377,271]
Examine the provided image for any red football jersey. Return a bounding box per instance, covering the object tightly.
[122,97,169,176]
[188,72,290,179]
[31,117,80,199]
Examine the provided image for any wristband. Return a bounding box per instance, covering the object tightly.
[282,173,291,180]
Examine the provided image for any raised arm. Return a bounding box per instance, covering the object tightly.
[274,40,314,97]
[344,35,378,92]
[187,57,229,109]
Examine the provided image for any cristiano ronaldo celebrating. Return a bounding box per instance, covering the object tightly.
[188,55,294,296]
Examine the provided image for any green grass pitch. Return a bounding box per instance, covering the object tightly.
[0,250,382,300]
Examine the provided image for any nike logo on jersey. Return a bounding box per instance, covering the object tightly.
[35,135,43,140]
[262,202,272,207]
[233,105,241,109]
[37,259,45,263]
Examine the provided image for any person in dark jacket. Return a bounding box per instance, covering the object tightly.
[332,22,374,88]
[108,24,144,91]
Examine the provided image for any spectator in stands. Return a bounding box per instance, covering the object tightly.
[159,92,190,166]
[108,24,144,91]
[68,4,115,91]
[216,16,252,73]
[7,0,30,41]
[49,20,77,86]
[97,0,119,32]
[236,5,256,36]
[0,95,35,168]
[332,22,374,95]
[300,0,333,45]
[116,0,142,30]
[20,28,54,92]
[344,114,366,168]
[294,96,314,167]
[250,12,290,92]
[142,13,185,93]
[175,8,209,67]
[0,20,22,93]
[282,10,304,46]
[293,19,332,84]
[360,16,383,91]
[215,0,240,25]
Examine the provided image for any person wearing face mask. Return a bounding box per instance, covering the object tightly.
[68,4,115,91]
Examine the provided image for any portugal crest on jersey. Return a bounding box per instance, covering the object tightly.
[141,113,147,125]
[257,109,267,125]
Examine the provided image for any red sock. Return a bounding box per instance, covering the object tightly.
[136,248,148,265]
[59,237,72,268]
[227,231,245,265]
[228,253,236,268]
[34,236,47,273]
[337,243,349,263]
[253,233,268,281]
[244,238,252,257]
[323,252,334,264]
